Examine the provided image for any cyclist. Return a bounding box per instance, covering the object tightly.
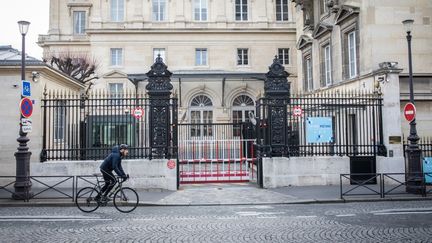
[95,144,129,202]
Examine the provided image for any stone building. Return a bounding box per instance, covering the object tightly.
[292,0,432,138]
[0,45,84,176]
[38,0,298,124]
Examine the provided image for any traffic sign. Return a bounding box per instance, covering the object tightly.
[293,106,303,117]
[167,160,176,169]
[22,125,32,133]
[403,102,416,122]
[22,80,31,97]
[132,107,144,119]
[21,118,32,126]
[20,97,33,118]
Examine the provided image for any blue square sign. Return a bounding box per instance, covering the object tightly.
[22,80,31,97]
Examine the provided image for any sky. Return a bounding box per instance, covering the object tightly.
[0,0,49,59]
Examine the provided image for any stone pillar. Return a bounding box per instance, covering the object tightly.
[374,63,405,175]
[146,56,173,159]
[48,0,60,37]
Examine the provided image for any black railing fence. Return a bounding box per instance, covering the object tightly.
[403,137,432,157]
[40,90,177,161]
[255,91,385,157]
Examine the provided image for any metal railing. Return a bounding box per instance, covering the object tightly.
[340,173,432,199]
[0,176,75,202]
[255,91,385,157]
[40,90,177,161]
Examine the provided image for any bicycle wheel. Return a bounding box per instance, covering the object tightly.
[76,187,100,213]
[113,187,139,213]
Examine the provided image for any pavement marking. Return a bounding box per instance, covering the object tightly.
[0,216,111,222]
[373,211,432,216]
[257,216,277,219]
[235,211,286,216]
[296,215,318,218]
[216,217,239,220]
[336,214,356,217]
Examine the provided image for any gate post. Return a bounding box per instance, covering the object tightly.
[263,56,290,157]
[146,55,173,159]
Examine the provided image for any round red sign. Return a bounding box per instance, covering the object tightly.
[132,107,144,119]
[293,106,303,117]
[20,97,33,118]
[167,160,176,169]
[403,102,416,122]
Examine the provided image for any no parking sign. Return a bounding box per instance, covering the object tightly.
[20,97,33,118]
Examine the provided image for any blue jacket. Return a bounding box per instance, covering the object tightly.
[100,146,127,177]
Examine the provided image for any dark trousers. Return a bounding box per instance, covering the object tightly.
[100,169,116,197]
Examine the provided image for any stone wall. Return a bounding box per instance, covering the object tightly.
[31,159,177,191]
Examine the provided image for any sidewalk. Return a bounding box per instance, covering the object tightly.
[1,183,431,207]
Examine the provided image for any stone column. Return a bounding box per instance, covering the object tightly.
[48,0,60,38]
[375,63,405,175]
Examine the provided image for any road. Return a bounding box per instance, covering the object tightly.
[0,201,431,242]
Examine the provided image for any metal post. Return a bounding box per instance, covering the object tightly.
[403,20,423,194]
[13,21,33,200]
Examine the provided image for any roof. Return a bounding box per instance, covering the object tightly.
[0,45,43,66]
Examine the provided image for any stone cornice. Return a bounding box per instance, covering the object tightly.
[296,35,313,50]
[335,5,360,25]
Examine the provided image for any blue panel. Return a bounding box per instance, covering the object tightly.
[423,157,432,184]
[22,80,31,97]
[306,117,333,144]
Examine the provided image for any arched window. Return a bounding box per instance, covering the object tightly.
[232,95,255,136]
[232,95,255,123]
[189,95,213,136]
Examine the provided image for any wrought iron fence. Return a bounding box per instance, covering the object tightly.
[40,90,177,161]
[403,137,432,157]
[256,91,385,157]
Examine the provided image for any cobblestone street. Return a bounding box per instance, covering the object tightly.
[0,201,431,242]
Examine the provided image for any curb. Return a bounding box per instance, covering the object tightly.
[0,197,430,207]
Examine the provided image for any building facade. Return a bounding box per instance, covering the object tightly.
[292,0,432,139]
[38,0,299,125]
[0,45,84,176]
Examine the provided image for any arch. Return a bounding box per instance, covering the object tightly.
[191,94,213,107]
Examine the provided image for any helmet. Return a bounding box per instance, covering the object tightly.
[119,144,129,150]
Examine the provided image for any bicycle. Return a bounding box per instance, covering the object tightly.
[76,173,139,213]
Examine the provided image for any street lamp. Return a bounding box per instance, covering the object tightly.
[13,20,33,200]
[402,19,423,194]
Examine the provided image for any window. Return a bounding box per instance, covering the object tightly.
[235,0,248,21]
[237,48,249,65]
[109,83,124,105]
[195,48,207,66]
[190,95,213,137]
[110,48,123,66]
[194,0,208,21]
[73,11,86,34]
[153,0,166,21]
[304,55,313,91]
[278,48,289,65]
[232,95,255,136]
[347,31,357,78]
[110,0,124,22]
[324,44,332,86]
[276,0,289,21]
[153,48,166,62]
[54,101,66,140]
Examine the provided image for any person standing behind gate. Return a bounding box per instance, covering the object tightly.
[96,144,129,201]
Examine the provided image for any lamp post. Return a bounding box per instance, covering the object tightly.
[13,20,33,200]
[402,19,423,194]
